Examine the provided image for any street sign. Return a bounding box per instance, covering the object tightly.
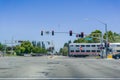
[85,38,92,40]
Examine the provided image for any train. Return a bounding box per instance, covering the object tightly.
[68,43,120,57]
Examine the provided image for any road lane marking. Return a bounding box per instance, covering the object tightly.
[0,78,120,79]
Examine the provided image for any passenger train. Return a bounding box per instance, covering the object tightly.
[68,43,120,57]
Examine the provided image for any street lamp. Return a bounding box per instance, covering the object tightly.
[95,19,108,58]
[85,18,108,58]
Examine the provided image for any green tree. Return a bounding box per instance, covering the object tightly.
[15,45,21,55]
[62,47,68,56]
[0,43,3,51]
[37,41,41,48]
[42,42,45,49]
[90,30,102,43]
[32,41,36,47]
[59,48,63,54]
[103,31,115,42]
[73,30,102,43]
[19,41,33,54]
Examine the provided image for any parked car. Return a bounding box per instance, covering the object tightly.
[31,53,43,56]
[112,53,120,59]
[24,54,31,57]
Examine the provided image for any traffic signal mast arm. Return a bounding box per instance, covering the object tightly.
[41,30,84,38]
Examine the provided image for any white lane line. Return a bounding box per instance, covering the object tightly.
[0,78,120,79]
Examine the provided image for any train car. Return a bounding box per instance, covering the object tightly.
[68,43,120,57]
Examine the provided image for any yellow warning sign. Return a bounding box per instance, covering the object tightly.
[107,54,113,59]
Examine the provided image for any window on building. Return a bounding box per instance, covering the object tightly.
[117,50,120,52]
[81,50,85,52]
[76,45,80,47]
[70,45,73,47]
[91,45,96,47]
[97,50,100,52]
[81,45,85,47]
[71,50,74,52]
[117,45,120,47]
[97,45,100,47]
[86,45,90,47]
[76,50,80,52]
[86,50,90,52]
[92,50,96,52]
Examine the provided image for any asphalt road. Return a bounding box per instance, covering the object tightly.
[0,56,120,80]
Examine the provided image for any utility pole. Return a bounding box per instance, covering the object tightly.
[95,19,108,58]
[105,24,108,58]
[3,40,7,57]
[11,36,14,55]
[100,33,104,58]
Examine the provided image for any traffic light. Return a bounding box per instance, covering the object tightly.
[69,30,72,36]
[104,41,107,47]
[76,34,79,37]
[107,43,110,47]
[18,40,23,43]
[79,34,81,37]
[52,30,54,36]
[81,32,84,38]
[41,31,43,36]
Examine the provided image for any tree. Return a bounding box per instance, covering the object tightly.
[42,42,45,49]
[90,30,102,43]
[62,47,68,56]
[73,30,102,43]
[0,43,3,51]
[16,41,33,54]
[37,41,41,48]
[15,45,22,55]
[32,41,36,47]
[64,43,68,47]
[59,48,63,54]
[103,30,115,42]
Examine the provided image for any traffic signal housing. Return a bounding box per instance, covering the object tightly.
[41,31,43,36]
[104,41,107,47]
[69,30,72,36]
[52,30,54,36]
[81,32,84,38]
[107,42,110,47]
[18,40,23,43]
[76,34,79,37]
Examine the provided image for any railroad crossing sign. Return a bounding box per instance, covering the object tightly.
[80,47,82,50]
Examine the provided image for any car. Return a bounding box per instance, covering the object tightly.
[31,53,43,56]
[112,53,120,59]
[24,54,31,57]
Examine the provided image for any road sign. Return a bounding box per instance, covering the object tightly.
[80,47,82,50]
[85,38,92,40]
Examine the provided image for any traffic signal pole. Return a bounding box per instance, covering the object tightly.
[105,24,108,58]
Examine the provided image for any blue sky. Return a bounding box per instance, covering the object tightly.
[0,0,120,51]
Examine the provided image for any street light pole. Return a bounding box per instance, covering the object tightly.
[96,19,108,58]
[85,18,108,58]
[105,24,108,58]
